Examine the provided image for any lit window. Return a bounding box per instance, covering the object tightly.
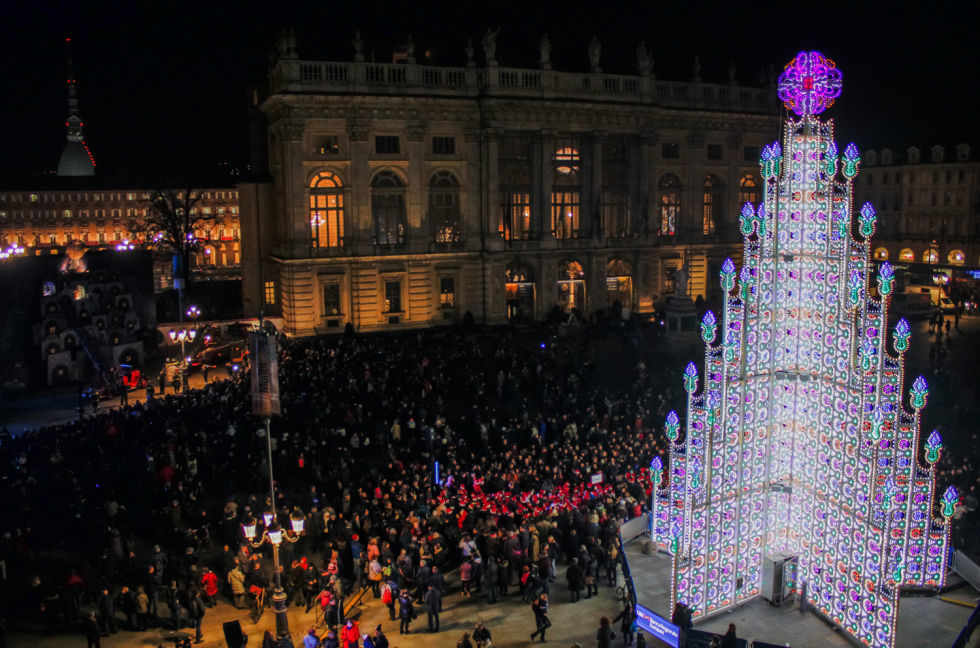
[264,280,276,305]
[429,171,461,243]
[384,281,402,313]
[371,171,406,245]
[322,283,340,315]
[658,173,681,236]
[440,277,456,308]
[316,136,340,155]
[703,175,720,235]
[554,142,581,175]
[309,171,345,248]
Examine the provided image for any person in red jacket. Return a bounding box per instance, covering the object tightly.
[340,619,360,648]
[200,568,219,608]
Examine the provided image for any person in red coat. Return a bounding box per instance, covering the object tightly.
[200,568,219,607]
[340,619,361,648]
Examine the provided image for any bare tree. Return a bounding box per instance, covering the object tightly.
[134,187,218,289]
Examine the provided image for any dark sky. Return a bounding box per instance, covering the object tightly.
[1,0,977,179]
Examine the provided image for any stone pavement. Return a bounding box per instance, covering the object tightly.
[625,540,979,648]
[7,571,630,648]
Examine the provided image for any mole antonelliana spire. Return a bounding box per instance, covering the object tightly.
[650,51,953,648]
[57,37,96,176]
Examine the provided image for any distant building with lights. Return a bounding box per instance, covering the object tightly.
[0,182,242,288]
[239,31,781,334]
[856,143,979,268]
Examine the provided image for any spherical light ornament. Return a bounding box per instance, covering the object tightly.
[777,51,843,117]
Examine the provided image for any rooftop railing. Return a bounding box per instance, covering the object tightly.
[272,59,777,114]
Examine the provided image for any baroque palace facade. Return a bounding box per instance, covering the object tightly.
[855,143,979,268]
[240,33,781,335]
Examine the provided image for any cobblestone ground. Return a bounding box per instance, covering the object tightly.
[7,571,631,648]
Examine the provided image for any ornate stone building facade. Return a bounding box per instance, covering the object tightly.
[857,143,979,267]
[0,183,242,288]
[240,35,781,335]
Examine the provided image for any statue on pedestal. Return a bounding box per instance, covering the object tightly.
[539,33,551,69]
[636,41,653,76]
[482,27,499,65]
[464,39,475,67]
[588,36,602,72]
[692,56,702,82]
[352,30,364,61]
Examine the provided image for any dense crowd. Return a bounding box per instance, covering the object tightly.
[0,323,674,645]
[0,312,976,647]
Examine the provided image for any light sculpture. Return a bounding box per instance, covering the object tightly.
[651,51,952,648]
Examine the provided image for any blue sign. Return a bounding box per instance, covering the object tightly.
[635,604,680,648]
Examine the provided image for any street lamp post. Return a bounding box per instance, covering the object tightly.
[242,422,304,641]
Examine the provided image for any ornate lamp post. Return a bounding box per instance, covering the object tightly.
[650,455,664,546]
[242,481,305,638]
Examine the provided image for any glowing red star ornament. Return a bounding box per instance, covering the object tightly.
[777,50,842,117]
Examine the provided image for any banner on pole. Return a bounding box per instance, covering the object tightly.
[250,332,281,417]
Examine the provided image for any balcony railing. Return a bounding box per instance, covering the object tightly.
[271,59,777,114]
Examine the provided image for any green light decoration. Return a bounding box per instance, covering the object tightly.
[860,338,876,373]
[893,318,910,354]
[842,142,861,180]
[848,269,863,307]
[739,203,756,237]
[690,456,702,491]
[877,261,894,296]
[701,310,717,344]
[858,202,877,238]
[665,410,680,442]
[739,266,753,302]
[824,141,838,177]
[650,455,664,486]
[755,203,767,239]
[925,430,942,464]
[683,362,698,394]
[870,408,885,442]
[941,486,958,519]
[720,258,736,294]
[910,375,929,411]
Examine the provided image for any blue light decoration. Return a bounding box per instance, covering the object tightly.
[893,318,911,354]
[858,203,877,238]
[701,311,717,344]
[434,461,440,486]
[925,430,942,464]
[653,51,952,648]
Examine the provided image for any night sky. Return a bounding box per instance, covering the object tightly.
[1,1,977,179]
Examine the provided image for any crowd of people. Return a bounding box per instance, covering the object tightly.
[0,310,975,647]
[0,323,674,645]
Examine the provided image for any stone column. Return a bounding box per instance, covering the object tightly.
[275,120,308,258]
[347,116,371,254]
[589,131,604,238]
[638,131,658,239]
[686,130,705,237]
[537,131,556,245]
[405,119,426,253]
[480,128,503,251]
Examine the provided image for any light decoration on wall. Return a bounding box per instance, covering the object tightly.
[650,50,951,648]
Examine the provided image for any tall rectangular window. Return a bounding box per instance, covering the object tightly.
[375,136,400,155]
[384,281,402,313]
[322,284,340,315]
[600,188,629,238]
[432,137,456,155]
[551,190,581,239]
[500,190,531,240]
[264,281,276,305]
[440,277,456,308]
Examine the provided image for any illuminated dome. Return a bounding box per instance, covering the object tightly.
[58,138,95,176]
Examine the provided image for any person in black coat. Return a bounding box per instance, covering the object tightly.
[565,558,584,603]
[612,602,636,646]
[423,584,441,632]
[720,623,738,648]
[397,593,414,634]
[529,594,550,642]
[97,589,117,635]
[84,611,101,648]
[372,625,389,648]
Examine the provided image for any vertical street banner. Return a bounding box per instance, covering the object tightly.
[250,331,281,417]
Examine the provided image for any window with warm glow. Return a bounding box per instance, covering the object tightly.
[309,171,345,248]
[703,176,720,235]
[429,171,461,243]
[738,173,761,208]
[371,171,406,246]
[659,173,681,236]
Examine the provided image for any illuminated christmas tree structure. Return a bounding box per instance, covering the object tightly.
[650,51,954,648]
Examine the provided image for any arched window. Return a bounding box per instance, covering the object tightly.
[658,173,681,236]
[923,249,938,264]
[309,171,345,248]
[371,171,407,246]
[873,247,889,261]
[606,259,632,309]
[899,248,914,261]
[505,263,535,322]
[552,139,582,239]
[429,171,461,244]
[737,173,761,209]
[703,175,721,235]
[948,250,965,265]
[556,260,586,313]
